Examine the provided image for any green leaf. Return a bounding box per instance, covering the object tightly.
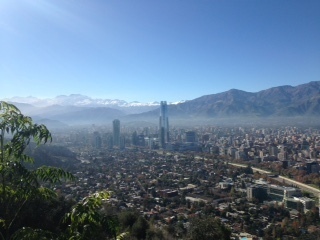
[11,227,56,240]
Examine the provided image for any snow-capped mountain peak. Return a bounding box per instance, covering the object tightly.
[2,95,184,108]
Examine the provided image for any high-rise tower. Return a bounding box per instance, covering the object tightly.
[113,119,120,148]
[159,101,169,148]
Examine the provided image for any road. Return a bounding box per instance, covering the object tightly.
[228,162,320,197]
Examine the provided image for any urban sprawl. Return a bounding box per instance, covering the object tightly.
[48,102,320,239]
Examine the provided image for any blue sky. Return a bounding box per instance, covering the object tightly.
[1,0,319,102]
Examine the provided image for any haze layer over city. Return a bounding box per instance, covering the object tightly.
[1,1,320,240]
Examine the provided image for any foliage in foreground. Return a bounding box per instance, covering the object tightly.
[0,101,75,239]
[0,101,130,239]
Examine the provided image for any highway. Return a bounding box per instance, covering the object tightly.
[228,162,320,197]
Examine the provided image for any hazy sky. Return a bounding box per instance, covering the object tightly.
[1,0,319,102]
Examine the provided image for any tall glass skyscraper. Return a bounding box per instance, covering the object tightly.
[159,101,169,148]
[113,119,120,148]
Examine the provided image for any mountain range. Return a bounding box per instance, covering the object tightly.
[170,81,320,118]
[3,94,185,109]
[2,81,320,127]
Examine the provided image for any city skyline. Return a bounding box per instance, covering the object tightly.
[1,0,319,102]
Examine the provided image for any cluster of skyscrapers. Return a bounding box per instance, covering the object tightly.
[110,101,170,150]
[94,118,124,149]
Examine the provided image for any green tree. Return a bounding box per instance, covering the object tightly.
[62,191,119,240]
[146,228,164,240]
[243,165,253,174]
[0,101,74,239]
[0,102,125,240]
[131,216,149,240]
[118,210,138,230]
[187,217,231,240]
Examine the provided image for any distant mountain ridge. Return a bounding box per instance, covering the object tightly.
[129,81,320,121]
[3,94,186,108]
[2,81,320,126]
[167,81,320,118]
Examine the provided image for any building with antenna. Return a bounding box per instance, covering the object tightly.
[159,101,169,149]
